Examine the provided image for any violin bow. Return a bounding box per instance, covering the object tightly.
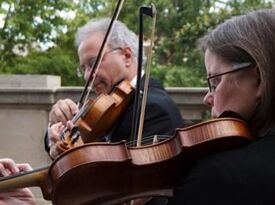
[78,0,125,109]
[131,4,157,146]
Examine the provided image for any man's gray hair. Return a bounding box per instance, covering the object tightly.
[75,18,139,59]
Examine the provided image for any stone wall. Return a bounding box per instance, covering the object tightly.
[0,75,209,204]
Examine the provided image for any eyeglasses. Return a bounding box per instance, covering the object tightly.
[76,47,121,77]
[207,62,256,93]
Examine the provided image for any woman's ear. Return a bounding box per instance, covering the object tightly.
[255,67,262,98]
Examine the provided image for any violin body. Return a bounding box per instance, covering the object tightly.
[49,117,252,205]
[63,80,135,148]
[0,118,252,205]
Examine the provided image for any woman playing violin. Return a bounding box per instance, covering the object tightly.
[45,18,183,159]
[148,8,275,205]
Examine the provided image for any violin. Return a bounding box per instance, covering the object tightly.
[62,79,135,148]
[0,117,253,205]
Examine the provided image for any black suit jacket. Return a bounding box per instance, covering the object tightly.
[110,78,183,143]
[45,78,183,151]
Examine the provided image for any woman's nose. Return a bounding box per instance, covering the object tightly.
[203,91,213,107]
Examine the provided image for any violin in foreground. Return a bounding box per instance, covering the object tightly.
[0,117,252,205]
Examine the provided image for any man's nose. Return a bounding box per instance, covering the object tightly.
[84,67,92,81]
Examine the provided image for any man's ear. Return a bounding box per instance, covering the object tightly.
[122,47,133,66]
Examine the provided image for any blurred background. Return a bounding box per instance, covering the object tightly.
[0,0,273,204]
[1,0,273,87]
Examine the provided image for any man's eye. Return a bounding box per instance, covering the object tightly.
[80,66,85,73]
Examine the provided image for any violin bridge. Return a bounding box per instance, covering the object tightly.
[153,135,159,144]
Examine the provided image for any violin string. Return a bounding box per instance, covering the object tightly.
[126,135,169,147]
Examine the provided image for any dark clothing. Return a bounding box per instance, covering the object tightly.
[110,78,183,143]
[148,133,275,205]
[44,78,183,152]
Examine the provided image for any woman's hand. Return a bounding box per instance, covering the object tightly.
[0,158,36,205]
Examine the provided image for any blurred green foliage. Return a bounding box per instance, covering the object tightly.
[0,0,272,86]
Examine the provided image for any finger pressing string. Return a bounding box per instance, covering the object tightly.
[17,163,33,172]
[0,158,19,175]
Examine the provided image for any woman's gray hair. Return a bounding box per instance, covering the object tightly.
[198,9,275,137]
[75,18,139,60]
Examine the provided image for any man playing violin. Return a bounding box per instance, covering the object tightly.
[45,18,184,159]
